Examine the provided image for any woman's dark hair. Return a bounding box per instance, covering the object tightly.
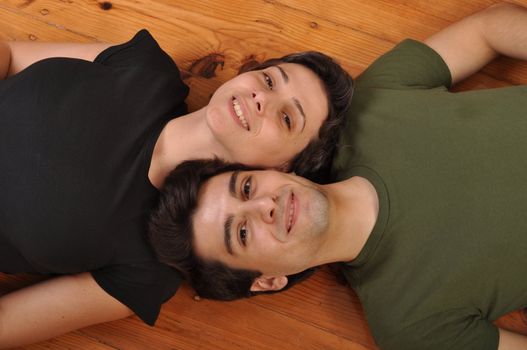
[148,158,314,300]
[242,51,354,181]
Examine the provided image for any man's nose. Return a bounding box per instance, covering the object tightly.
[245,195,277,224]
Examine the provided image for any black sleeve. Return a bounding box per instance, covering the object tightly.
[91,262,182,325]
[94,29,180,75]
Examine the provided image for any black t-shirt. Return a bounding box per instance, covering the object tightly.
[0,30,188,325]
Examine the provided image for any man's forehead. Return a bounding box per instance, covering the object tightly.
[198,172,233,208]
[193,172,233,256]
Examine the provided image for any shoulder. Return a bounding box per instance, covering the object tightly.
[356,39,451,90]
[95,30,184,80]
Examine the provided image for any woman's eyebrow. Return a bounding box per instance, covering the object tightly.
[276,65,289,83]
[294,98,306,131]
[274,66,306,131]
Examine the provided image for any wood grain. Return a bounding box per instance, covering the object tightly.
[2,1,527,349]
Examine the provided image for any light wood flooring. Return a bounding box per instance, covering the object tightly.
[2,0,527,349]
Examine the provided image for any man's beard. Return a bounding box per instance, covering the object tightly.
[306,186,329,239]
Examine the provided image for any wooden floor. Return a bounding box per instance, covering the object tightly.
[2,0,527,349]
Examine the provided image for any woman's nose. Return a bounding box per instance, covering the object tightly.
[252,91,271,115]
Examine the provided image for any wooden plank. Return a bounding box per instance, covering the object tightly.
[4,0,526,94]
[79,278,374,349]
[19,332,119,350]
[2,1,527,349]
[2,269,377,350]
[247,267,375,345]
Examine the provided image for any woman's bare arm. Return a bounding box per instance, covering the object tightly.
[0,272,132,349]
[0,40,112,78]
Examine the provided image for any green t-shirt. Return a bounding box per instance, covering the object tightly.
[332,39,527,350]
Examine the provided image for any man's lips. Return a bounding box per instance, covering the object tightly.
[285,191,298,234]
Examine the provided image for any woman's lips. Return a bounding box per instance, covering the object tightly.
[230,96,249,131]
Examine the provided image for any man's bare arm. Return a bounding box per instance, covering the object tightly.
[425,2,527,85]
[0,272,133,349]
[498,328,527,350]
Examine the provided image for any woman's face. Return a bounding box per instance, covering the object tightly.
[206,63,328,169]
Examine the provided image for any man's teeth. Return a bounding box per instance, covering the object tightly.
[233,98,249,130]
[287,195,294,232]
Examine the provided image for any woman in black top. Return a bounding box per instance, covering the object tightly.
[0,30,353,347]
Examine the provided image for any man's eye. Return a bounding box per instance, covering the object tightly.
[239,224,248,246]
[282,113,292,130]
[263,72,273,90]
[242,177,252,199]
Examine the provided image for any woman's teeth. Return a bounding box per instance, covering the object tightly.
[233,98,249,130]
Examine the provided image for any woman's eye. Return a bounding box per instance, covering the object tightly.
[242,177,252,199]
[239,224,248,246]
[263,73,273,90]
[282,113,292,130]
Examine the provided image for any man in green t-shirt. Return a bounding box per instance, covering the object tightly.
[149,3,527,349]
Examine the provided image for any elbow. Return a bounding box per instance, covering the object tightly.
[486,2,524,12]
[473,2,527,57]
[479,2,527,23]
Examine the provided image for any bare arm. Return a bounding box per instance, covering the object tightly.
[0,40,112,78]
[425,2,527,84]
[0,272,133,349]
[498,328,527,350]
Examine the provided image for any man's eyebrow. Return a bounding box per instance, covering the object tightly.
[223,215,234,255]
[229,170,239,197]
[275,66,306,132]
[224,170,239,256]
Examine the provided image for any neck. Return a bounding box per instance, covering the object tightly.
[148,106,228,188]
[317,176,379,264]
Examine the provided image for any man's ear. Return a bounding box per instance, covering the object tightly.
[250,275,288,292]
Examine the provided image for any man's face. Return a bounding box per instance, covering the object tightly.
[192,170,329,277]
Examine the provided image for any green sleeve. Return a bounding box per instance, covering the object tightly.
[356,39,452,90]
[379,310,499,350]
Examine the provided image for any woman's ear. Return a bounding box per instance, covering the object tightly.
[250,275,288,292]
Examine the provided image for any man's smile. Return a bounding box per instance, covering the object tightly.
[285,191,298,234]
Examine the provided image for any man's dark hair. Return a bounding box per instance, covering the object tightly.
[241,51,354,181]
[148,158,314,300]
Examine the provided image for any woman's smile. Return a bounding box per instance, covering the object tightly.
[205,63,329,168]
[231,96,250,131]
